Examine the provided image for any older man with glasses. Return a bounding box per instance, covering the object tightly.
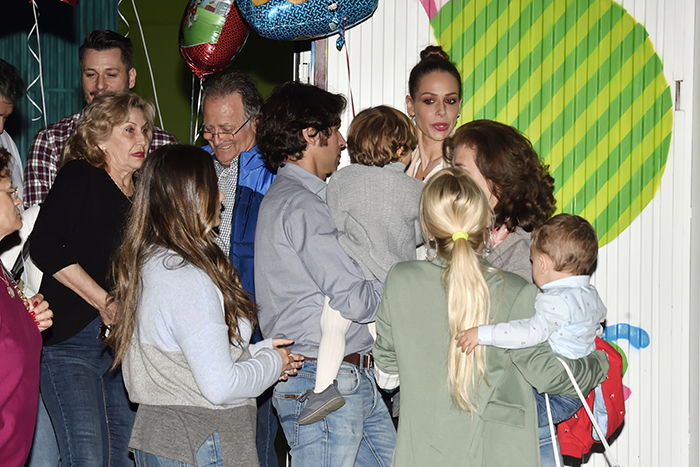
[200,68,279,467]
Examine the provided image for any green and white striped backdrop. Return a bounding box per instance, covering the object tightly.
[430,0,673,246]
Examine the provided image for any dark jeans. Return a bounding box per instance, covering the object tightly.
[40,317,136,466]
[256,387,279,467]
[252,327,279,467]
[534,389,583,427]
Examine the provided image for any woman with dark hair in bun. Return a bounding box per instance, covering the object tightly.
[444,120,556,293]
[406,45,462,182]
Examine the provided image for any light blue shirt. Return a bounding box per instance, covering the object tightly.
[254,163,383,358]
[478,275,606,358]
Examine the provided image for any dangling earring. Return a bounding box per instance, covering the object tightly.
[425,239,437,261]
[483,227,494,256]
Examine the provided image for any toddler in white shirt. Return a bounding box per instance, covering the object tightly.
[458,214,607,427]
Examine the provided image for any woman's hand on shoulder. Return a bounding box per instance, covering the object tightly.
[26,293,53,332]
[273,338,304,380]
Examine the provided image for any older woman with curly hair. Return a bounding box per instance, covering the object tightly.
[30,91,154,466]
[444,120,555,281]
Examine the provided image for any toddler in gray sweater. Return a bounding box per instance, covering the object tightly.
[298,106,424,425]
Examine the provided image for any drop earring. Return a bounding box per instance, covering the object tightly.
[425,239,437,261]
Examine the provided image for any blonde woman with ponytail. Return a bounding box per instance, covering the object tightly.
[373,168,609,467]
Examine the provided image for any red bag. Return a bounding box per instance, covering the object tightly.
[557,337,625,458]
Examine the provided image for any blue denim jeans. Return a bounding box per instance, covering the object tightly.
[252,326,279,467]
[133,431,223,467]
[272,360,396,467]
[534,390,583,427]
[24,392,60,467]
[40,317,136,467]
[539,425,564,467]
[256,387,279,467]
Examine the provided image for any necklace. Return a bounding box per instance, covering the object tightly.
[0,264,29,310]
[416,157,442,181]
[107,172,133,199]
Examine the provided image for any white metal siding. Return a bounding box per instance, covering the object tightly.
[311,0,698,465]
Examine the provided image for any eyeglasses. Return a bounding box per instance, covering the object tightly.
[200,117,251,140]
[0,187,19,201]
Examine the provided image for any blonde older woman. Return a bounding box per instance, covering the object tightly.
[31,91,154,466]
[0,146,52,467]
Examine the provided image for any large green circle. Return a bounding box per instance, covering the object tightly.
[431,0,673,245]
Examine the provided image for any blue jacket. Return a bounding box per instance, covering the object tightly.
[204,145,276,297]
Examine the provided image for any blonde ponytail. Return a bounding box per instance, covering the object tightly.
[420,168,493,412]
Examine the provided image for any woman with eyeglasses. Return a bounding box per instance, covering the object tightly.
[30,91,154,466]
[0,146,53,467]
[108,144,301,467]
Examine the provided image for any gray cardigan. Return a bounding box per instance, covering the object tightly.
[123,248,281,465]
[326,161,424,282]
[485,227,533,283]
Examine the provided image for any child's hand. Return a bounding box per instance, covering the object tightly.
[456,327,480,355]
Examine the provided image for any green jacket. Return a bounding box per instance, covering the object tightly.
[373,260,609,467]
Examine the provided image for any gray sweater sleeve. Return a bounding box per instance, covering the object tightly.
[128,253,282,408]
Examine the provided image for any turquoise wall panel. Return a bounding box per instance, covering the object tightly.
[0,1,118,165]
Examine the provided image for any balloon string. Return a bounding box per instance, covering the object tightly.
[130,0,164,130]
[190,74,195,144]
[117,0,131,37]
[194,79,204,143]
[341,16,355,118]
[26,0,47,127]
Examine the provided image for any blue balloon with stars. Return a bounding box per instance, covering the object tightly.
[235,0,378,50]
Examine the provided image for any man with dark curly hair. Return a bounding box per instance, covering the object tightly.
[254,82,395,466]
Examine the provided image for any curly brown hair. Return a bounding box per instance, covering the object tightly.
[444,120,555,232]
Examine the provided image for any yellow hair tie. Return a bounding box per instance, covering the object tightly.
[452,231,469,242]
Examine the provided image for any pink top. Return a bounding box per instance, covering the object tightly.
[0,282,42,467]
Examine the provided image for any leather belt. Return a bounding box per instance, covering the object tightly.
[304,352,374,369]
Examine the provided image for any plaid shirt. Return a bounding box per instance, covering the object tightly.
[24,110,178,208]
[213,156,239,255]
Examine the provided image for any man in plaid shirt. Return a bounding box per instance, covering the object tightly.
[24,30,177,208]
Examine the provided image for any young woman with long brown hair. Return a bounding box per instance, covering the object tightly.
[109,144,302,467]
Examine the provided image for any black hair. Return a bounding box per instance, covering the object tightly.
[0,146,11,178]
[0,59,25,103]
[408,45,462,99]
[79,30,134,71]
[257,82,346,169]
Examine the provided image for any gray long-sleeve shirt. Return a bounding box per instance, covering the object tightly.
[254,163,383,357]
[326,161,423,283]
